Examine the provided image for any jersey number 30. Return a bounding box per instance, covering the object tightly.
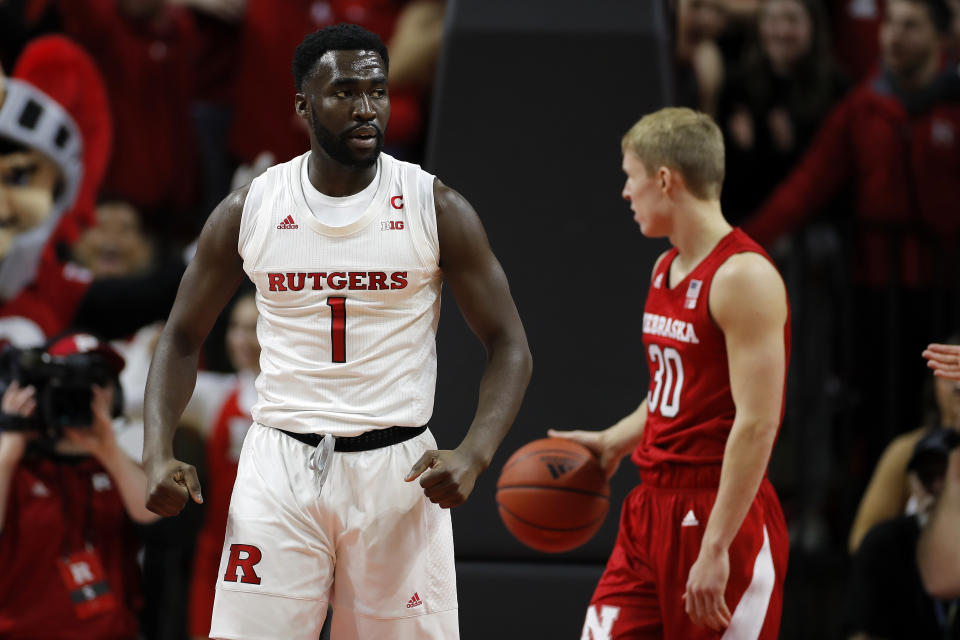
[648,344,684,417]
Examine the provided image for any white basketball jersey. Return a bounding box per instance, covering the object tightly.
[238,152,441,435]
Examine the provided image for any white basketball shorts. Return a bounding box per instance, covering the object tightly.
[209,423,459,640]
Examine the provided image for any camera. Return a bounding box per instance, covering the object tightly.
[908,428,960,494]
[0,345,119,439]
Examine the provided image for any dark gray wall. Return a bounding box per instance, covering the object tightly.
[424,0,673,634]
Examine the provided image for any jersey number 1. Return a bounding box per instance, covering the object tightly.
[648,344,684,417]
[327,297,346,363]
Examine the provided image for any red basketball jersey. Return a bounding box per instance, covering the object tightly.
[632,228,790,470]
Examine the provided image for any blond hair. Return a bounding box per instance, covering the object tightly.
[621,107,725,200]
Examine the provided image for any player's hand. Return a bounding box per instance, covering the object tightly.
[683,544,732,631]
[404,447,482,509]
[546,428,624,479]
[924,344,960,381]
[144,455,203,517]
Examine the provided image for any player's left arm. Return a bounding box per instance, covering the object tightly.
[684,252,788,631]
[405,179,533,508]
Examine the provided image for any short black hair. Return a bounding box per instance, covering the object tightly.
[292,23,389,91]
[897,0,954,33]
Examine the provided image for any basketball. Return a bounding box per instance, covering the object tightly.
[496,437,610,553]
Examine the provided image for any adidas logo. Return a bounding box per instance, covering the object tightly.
[406,592,422,608]
[541,455,575,480]
[681,509,699,527]
[277,215,299,230]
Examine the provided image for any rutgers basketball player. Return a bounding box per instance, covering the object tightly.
[551,108,790,640]
[142,24,531,640]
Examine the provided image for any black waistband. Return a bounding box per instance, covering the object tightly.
[278,425,427,452]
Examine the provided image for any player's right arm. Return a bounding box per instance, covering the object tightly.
[549,400,648,479]
[143,187,247,517]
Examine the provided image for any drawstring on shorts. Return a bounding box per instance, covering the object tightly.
[307,433,336,494]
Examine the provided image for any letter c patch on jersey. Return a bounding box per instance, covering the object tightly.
[223,543,263,585]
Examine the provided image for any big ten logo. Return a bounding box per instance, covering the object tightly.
[381,220,405,231]
[223,544,263,585]
[540,455,577,480]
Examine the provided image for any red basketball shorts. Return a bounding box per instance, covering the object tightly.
[580,465,788,640]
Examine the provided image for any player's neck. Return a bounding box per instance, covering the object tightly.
[306,149,379,198]
[669,200,731,268]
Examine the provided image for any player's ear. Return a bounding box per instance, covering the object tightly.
[294,93,309,120]
[658,166,672,194]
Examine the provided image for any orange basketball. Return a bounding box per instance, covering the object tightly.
[496,437,610,553]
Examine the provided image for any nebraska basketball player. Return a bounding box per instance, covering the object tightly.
[141,24,531,640]
[552,107,791,640]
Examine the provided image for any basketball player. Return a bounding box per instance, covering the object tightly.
[551,107,790,639]
[142,24,531,640]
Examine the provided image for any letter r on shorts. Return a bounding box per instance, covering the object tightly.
[223,543,263,585]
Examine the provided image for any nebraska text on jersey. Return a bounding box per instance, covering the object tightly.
[642,312,700,344]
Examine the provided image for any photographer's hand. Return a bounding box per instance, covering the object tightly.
[63,385,118,460]
[1,382,36,534]
[63,386,159,524]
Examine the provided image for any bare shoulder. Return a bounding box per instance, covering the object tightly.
[433,177,473,219]
[710,252,787,329]
[195,184,251,260]
[210,184,250,227]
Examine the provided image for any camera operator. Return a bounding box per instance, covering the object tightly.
[0,333,157,639]
[846,428,960,639]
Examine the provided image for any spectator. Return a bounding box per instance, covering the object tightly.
[832,0,887,81]
[0,35,111,305]
[845,427,960,639]
[227,0,443,166]
[0,333,158,639]
[849,333,960,552]
[72,201,155,279]
[57,0,202,229]
[743,0,960,443]
[719,0,847,221]
[918,446,960,598]
[672,0,729,116]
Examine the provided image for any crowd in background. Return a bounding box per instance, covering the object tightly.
[0,0,958,638]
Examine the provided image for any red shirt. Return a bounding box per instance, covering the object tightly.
[228,0,421,164]
[58,0,200,215]
[187,379,252,636]
[831,0,884,81]
[0,454,141,639]
[0,251,92,337]
[744,73,960,288]
[632,229,791,470]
